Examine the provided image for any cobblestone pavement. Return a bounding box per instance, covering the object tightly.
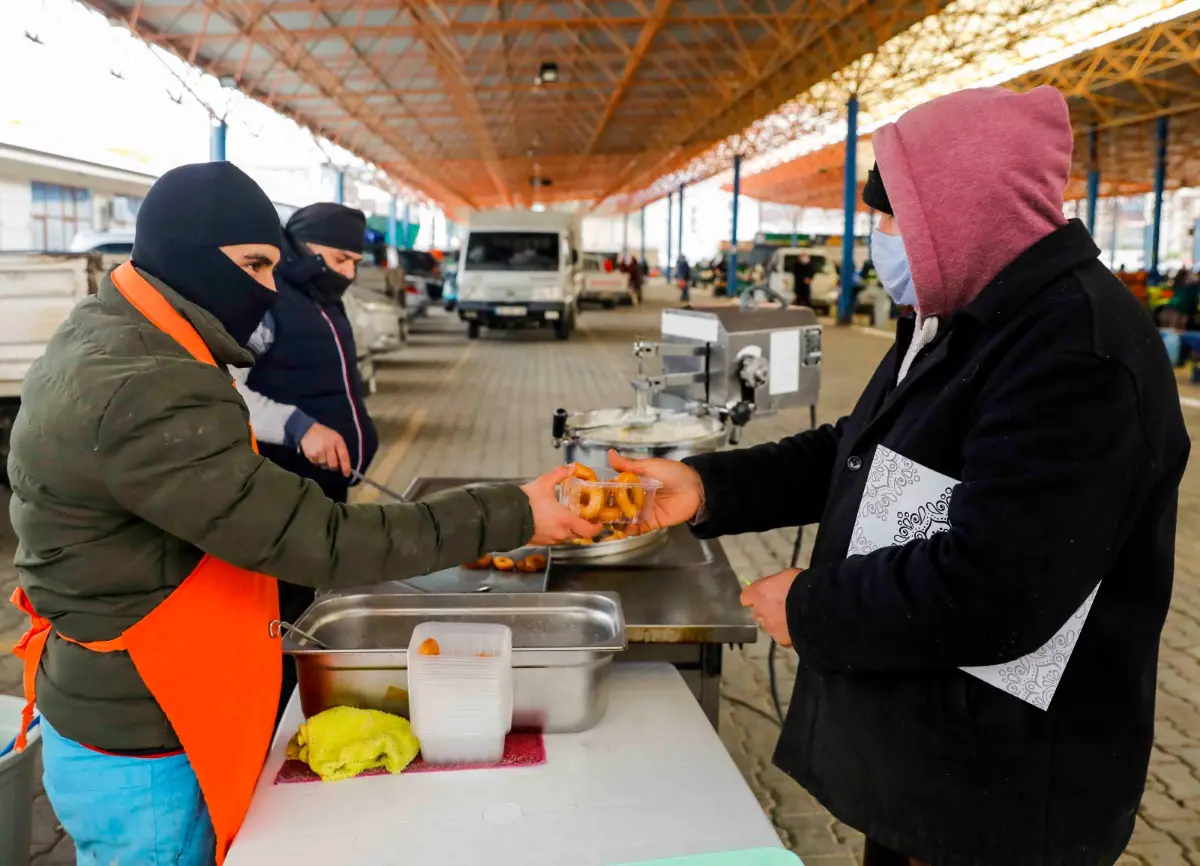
[4,282,1200,865]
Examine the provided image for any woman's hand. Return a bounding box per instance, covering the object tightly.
[740,569,800,647]
[607,450,705,531]
[520,465,602,546]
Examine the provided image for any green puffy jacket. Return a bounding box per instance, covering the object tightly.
[9,269,532,751]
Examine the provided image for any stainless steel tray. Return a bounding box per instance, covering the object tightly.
[551,529,667,561]
[285,592,626,732]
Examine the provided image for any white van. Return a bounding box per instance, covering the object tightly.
[456,210,581,340]
[766,245,875,315]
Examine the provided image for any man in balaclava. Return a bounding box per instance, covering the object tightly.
[8,162,597,864]
[229,200,379,725]
[131,161,283,346]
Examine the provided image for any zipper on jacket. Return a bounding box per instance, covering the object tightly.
[317,308,365,476]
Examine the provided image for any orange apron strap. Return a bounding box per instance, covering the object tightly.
[109,262,260,455]
[9,588,48,752]
[8,588,129,751]
[110,262,217,367]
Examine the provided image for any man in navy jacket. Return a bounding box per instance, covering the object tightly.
[232,202,378,723]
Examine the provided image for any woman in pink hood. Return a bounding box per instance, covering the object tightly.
[614,86,1189,865]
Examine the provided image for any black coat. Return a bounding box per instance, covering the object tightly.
[685,221,1189,865]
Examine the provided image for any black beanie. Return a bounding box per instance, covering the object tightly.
[862,162,893,216]
[286,203,366,254]
[132,162,282,347]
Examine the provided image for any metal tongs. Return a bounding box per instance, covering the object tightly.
[345,469,488,593]
[268,619,330,649]
[348,468,407,502]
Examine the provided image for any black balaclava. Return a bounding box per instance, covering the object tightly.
[862,162,893,216]
[282,203,366,303]
[131,162,282,347]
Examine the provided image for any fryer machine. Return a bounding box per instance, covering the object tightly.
[552,305,822,468]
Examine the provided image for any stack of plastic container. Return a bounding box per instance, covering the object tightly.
[407,622,513,764]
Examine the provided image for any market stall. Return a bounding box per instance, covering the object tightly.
[227,664,788,866]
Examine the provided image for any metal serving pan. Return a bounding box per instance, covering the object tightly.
[284,592,626,733]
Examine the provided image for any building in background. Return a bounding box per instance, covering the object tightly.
[0,142,152,250]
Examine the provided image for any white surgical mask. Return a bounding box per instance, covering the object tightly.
[871,227,917,308]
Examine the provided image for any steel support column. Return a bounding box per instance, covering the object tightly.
[1110,198,1119,270]
[622,212,629,258]
[666,192,674,282]
[731,154,743,309]
[387,196,398,250]
[209,120,227,162]
[791,209,799,248]
[335,171,346,205]
[640,207,647,264]
[1149,115,1168,281]
[1086,127,1100,236]
[838,96,859,325]
[677,184,685,264]
[401,202,411,250]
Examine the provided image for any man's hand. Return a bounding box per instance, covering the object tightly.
[300,423,351,476]
[520,465,602,546]
[741,568,801,647]
[608,449,704,532]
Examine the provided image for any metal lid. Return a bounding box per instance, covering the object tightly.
[569,408,725,447]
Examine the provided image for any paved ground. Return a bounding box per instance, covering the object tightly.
[3,280,1200,865]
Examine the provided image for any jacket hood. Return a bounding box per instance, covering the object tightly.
[871,86,1072,317]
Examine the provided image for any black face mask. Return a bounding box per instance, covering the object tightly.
[279,246,353,304]
[131,162,283,348]
[308,260,354,303]
[140,245,279,347]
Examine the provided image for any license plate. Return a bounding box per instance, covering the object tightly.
[495,306,527,317]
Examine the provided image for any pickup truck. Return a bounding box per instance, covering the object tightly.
[579,253,634,308]
[0,252,97,484]
[0,252,393,485]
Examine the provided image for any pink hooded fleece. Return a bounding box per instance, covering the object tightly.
[871,85,1073,317]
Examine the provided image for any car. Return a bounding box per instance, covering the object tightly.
[346,286,404,356]
[397,249,444,306]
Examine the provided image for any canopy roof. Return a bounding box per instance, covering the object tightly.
[730,5,1200,208]
[82,0,965,211]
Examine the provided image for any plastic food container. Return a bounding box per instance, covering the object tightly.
[560,475,662,526]
[407,622,513,764]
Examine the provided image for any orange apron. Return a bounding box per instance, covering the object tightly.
[10,261,281,864]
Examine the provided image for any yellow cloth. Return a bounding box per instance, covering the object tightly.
[287,707,421,782]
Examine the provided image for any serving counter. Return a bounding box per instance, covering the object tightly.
[227,664,784,866]
[322,475,758,728]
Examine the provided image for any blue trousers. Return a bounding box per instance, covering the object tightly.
[41,720,216,866]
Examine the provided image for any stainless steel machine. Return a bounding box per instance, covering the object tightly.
[289,306,824,733]
[552,305,822,467]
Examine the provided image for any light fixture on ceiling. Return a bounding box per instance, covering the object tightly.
[537,61,558,85]
[531,203,546,212]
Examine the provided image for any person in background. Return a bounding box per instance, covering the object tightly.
[610,86,1188,866]
[791,252,815,307]
[626,255,644,303]
[1162,266,1197,331]
[229,202,377,727]
[676,254,692,302]
[8,162,599,866]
